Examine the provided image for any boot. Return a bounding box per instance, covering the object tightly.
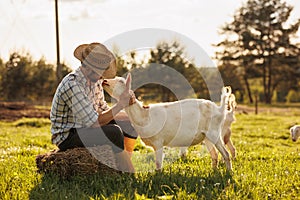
[115,151,135,173]
[124,136,136,157]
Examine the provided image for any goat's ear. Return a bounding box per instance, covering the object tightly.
[125,73,132,91]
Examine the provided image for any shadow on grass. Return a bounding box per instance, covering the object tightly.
[135,169,236,199]
[29,167,237,199]
[29,172,137,200]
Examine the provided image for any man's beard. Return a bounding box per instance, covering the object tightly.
[87,72,100,83]
[89,76,99,83]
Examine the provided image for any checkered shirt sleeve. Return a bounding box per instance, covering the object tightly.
[50,74,99,145]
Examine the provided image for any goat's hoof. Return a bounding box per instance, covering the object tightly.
[226,168,234,175]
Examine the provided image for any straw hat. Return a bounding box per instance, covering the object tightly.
[74,42,116,78]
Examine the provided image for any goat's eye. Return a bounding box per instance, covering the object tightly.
[118,79,125,84]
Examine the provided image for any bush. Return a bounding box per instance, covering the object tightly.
[286,90,300,103]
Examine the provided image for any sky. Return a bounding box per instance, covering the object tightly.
[0,0,300,69]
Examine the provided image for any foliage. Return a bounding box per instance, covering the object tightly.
[111,46,130,77]
[2,52,33,101]
[0,107,300,199]
[0,58,4,101]
[118,40,211,103]
[146,41,202,102]
[215,0,300,104]
[1,29,300,103]
[0,52,72,102]
[286,90,300,103]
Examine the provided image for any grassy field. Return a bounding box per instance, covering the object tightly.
[0,107,299,200]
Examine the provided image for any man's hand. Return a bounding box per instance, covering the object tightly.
[95,90,135,127]
[117,74,136,109]
[118,90,136,108]
[95,73,135,126]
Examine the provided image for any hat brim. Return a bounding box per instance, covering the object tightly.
[74,44,89,61]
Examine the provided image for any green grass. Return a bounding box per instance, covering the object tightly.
[0,111,300,200]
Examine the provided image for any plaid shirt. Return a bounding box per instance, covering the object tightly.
[50,68,109,146]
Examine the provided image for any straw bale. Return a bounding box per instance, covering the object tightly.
[36,145,119,179]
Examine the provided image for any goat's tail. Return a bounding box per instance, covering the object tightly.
[219,86,232,112]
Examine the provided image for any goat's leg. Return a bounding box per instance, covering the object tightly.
[214,138,232,171]
[179,147,188,158]
[226,139,236,159]
[205,139,218,168]
[154,147,164,171]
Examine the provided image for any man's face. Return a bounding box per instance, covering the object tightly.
[86,68,102,83]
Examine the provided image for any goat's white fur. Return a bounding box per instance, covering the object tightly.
[103,73,233,171]
[290,125,300,142]
[179,94,237,168]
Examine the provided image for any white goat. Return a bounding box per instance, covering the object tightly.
[179,94,236,167]
[203,94,237,167]
[103,73,233,171]
[222,94,237,159]
[290,125,300,142]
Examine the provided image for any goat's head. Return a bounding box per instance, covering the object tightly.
[227,94,237,112]
[290,125,300,142]
[102,73,132,100]
[222,86,232,97]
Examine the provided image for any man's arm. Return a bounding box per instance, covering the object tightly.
[92,90,135,127]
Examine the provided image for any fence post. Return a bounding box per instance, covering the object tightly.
[255,94,258,115]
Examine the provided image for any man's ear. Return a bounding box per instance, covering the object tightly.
[125,73,132,91]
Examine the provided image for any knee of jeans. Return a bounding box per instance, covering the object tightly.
[112,125,124,137]
[124,131,138,139]
[110,125,124,146]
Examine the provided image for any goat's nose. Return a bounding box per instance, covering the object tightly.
[102,80,109,86]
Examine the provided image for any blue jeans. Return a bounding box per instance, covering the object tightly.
[58,120,137,153]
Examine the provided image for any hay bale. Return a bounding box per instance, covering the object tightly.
[36,146,119,179]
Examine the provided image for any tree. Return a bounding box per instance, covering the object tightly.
[0,58,4,100]
[28,58,57,100]
[1,52,72,102]
[2,52,33,101]
[215,0,300,104]
[28,60,71,101]
[218,63,246,102]
[146,41,200,102]
[114,41,220,103]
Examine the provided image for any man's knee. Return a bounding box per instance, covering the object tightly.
[104,124,124,151]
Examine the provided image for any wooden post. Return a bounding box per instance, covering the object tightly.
[55,0,61,84]
[255,94,258,115]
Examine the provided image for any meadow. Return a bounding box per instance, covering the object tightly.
[0,106,299,200]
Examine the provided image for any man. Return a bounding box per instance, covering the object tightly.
[50,42,137,173]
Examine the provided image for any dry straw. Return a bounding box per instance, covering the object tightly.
[36,146,119,179]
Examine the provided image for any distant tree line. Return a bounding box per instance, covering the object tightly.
[114,41,222,103]
[0,38,299,104]
[1,0,300,104]
[0,52,71,102]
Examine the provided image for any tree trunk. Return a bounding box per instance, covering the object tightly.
[243,75,253,103]
[266,56,272,104]
[262,62,267,104]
